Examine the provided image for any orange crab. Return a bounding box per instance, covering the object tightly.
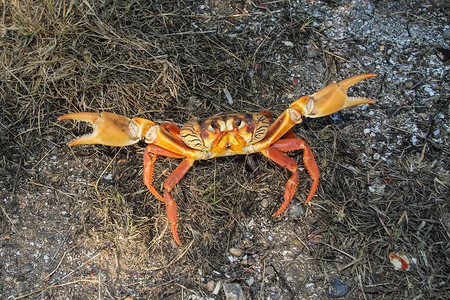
[58,73,376,245]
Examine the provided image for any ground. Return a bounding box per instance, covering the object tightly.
[0,0,449,299]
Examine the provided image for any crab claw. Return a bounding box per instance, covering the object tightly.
[58,112,155,147]
[290,73,377,118]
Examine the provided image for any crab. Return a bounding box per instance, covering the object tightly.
[58,73,377,245]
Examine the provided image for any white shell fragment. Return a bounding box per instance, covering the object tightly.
[223,87,233,105]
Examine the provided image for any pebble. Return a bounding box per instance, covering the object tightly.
[104,173,113,180]
[206,281,215,292]
[404,80,414,89]
[223,87,233,105]
[245,276,254,286]
[223,282,246,300]
[265,265,275,276]
[16,281,26,295]
[305,282,316,296]
[288,203,304,218]
[330,112,345,125]
[229,247,242,256]
[213,280,222,295]
[241,238,251,248]
[261,198,269,208]
[375,133,388,143]
[325,279,349,298]
[443,29,450,40]
[386,107,402,118]
[21,263,33,274]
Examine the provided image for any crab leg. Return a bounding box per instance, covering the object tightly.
[271,139,319,204]
[143,151,166,202]
[261,147,300,216]
[162,158,195,246]
[143,150,182,245]
[160,122,182,138]
[143,145,195,246]
[262,138,319,216]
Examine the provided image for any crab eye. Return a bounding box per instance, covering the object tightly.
[208,120,219,132]
[234,119,245,129]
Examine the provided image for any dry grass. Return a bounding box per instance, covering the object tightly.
[1,0,448,299]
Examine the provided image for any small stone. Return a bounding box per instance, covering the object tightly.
[387,107,401,118]
[404,80,414,89]
[305,283,315,296]
[223,282,246,300]
[186,96,202,112]
[265,265,275,276]
[443,29,450,40]
[229,247,242,256]
[241,238,251,248]
[16,281,26,295]
[104,173,113,180]
[330,112,345,124]
[247,257,256,266]
[206,281,215,292]
[436,47,450,62]
[288,203,304,218]
[376,133,388,143]
[21,263,33,274]
[282,41,294,47]
[307,48,319,58]
[325,279,349,298]
[213,280,222,295]
[261,198,269,208]
[245,276,254,286]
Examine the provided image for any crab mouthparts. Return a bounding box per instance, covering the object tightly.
[209,132,246,153]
